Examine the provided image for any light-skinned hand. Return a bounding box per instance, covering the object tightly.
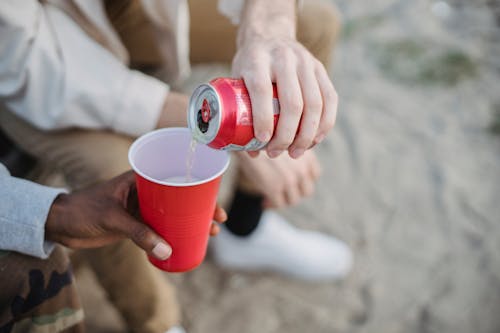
[237,150,321,208]
[233,0,338,159]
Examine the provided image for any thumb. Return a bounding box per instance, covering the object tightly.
[116,211,172,260]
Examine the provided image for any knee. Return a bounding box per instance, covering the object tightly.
[297,1,342,63]
[303,1,341,42]
[64,132,133,189]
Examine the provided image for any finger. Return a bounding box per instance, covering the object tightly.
[263,198,273,209]
[280,164,301,206]
[210,223,221,236]
[267,58,303,158]
[118,170,136,184]
[112,170,136,191]
[289,62,322,158]
[247,150,260,158]
[265,190,286,209]
[113,211,172,260]
[305,151,322,180]
[310,160,322,181]
[299,177,315,197]
[284,183,301,206]
[59,234,125,249]
[315,62,338,144]
[213,205,227,223]
[111,170,137,207]
[243,70,274,144]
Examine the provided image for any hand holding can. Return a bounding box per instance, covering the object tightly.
[188,78,279,151]
[231,30,339,159]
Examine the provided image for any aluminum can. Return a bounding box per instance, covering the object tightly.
[187,77,280,151]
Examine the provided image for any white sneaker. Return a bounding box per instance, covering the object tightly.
[211,211,353,281]
[165,326,186,333]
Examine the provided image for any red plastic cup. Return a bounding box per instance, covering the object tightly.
[128,128,230,272]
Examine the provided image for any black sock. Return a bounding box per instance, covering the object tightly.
[224,189,264,237]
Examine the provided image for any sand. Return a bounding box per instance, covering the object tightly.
[76,1,500,332]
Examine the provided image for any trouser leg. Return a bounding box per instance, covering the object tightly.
[0,247,84,333]
[0,111,181,333]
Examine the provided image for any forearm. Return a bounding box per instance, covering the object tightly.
[155,92,189,128]
[237,0,296,47]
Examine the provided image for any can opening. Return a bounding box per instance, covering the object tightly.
[197,109,209,133]
[197,99,211,133]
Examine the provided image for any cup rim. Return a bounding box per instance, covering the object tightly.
[128,127,230,187]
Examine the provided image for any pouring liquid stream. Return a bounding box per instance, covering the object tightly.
[162,138,198,184]
[185,137,197,182]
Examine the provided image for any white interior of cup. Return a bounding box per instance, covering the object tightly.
[129,127,230,187]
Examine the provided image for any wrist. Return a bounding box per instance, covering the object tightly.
[237,0,296,48]
[45,193,70,242]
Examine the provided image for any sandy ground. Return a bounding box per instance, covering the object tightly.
[76,1,500,332]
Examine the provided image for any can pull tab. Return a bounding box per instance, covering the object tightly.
[201,99,211,123]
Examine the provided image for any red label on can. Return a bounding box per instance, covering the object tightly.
[193,78,280,151]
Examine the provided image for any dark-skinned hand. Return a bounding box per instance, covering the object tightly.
[45,171,227,260]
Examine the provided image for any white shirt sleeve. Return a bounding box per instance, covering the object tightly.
[217,0,303,25]
[217,0,245,25]
[0,1,167,137]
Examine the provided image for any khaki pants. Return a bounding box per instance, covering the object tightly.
[0,1,339,332]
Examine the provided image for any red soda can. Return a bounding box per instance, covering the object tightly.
[187,77,280,150]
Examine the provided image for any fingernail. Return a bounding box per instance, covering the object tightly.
[268,150,283,158]
[152,243,172,260]
[290,148,305,159]
[256,131,271,142]
[314,133,326,144]
[247,150,259,158]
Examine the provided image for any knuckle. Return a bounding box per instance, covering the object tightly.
[101,211,117,229]
[247,47,262,60]
[275,56,296,75]
[324,113,337,130]
[318,124,331,136]
[275,46,294,61]
[245,77,267,94]
[284,176,297,190]
[242,49,266,67]
[131,225,149,244]
[306,89,323,112]
[314,59,326,71]
[299,53,314,69]
[303,184,314,197]
[307,99,323,112]
[284,96,303,116]
[293,137,312,150]
[268,184,282,196]
[324,86,338,104]
[296,50,309,63]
